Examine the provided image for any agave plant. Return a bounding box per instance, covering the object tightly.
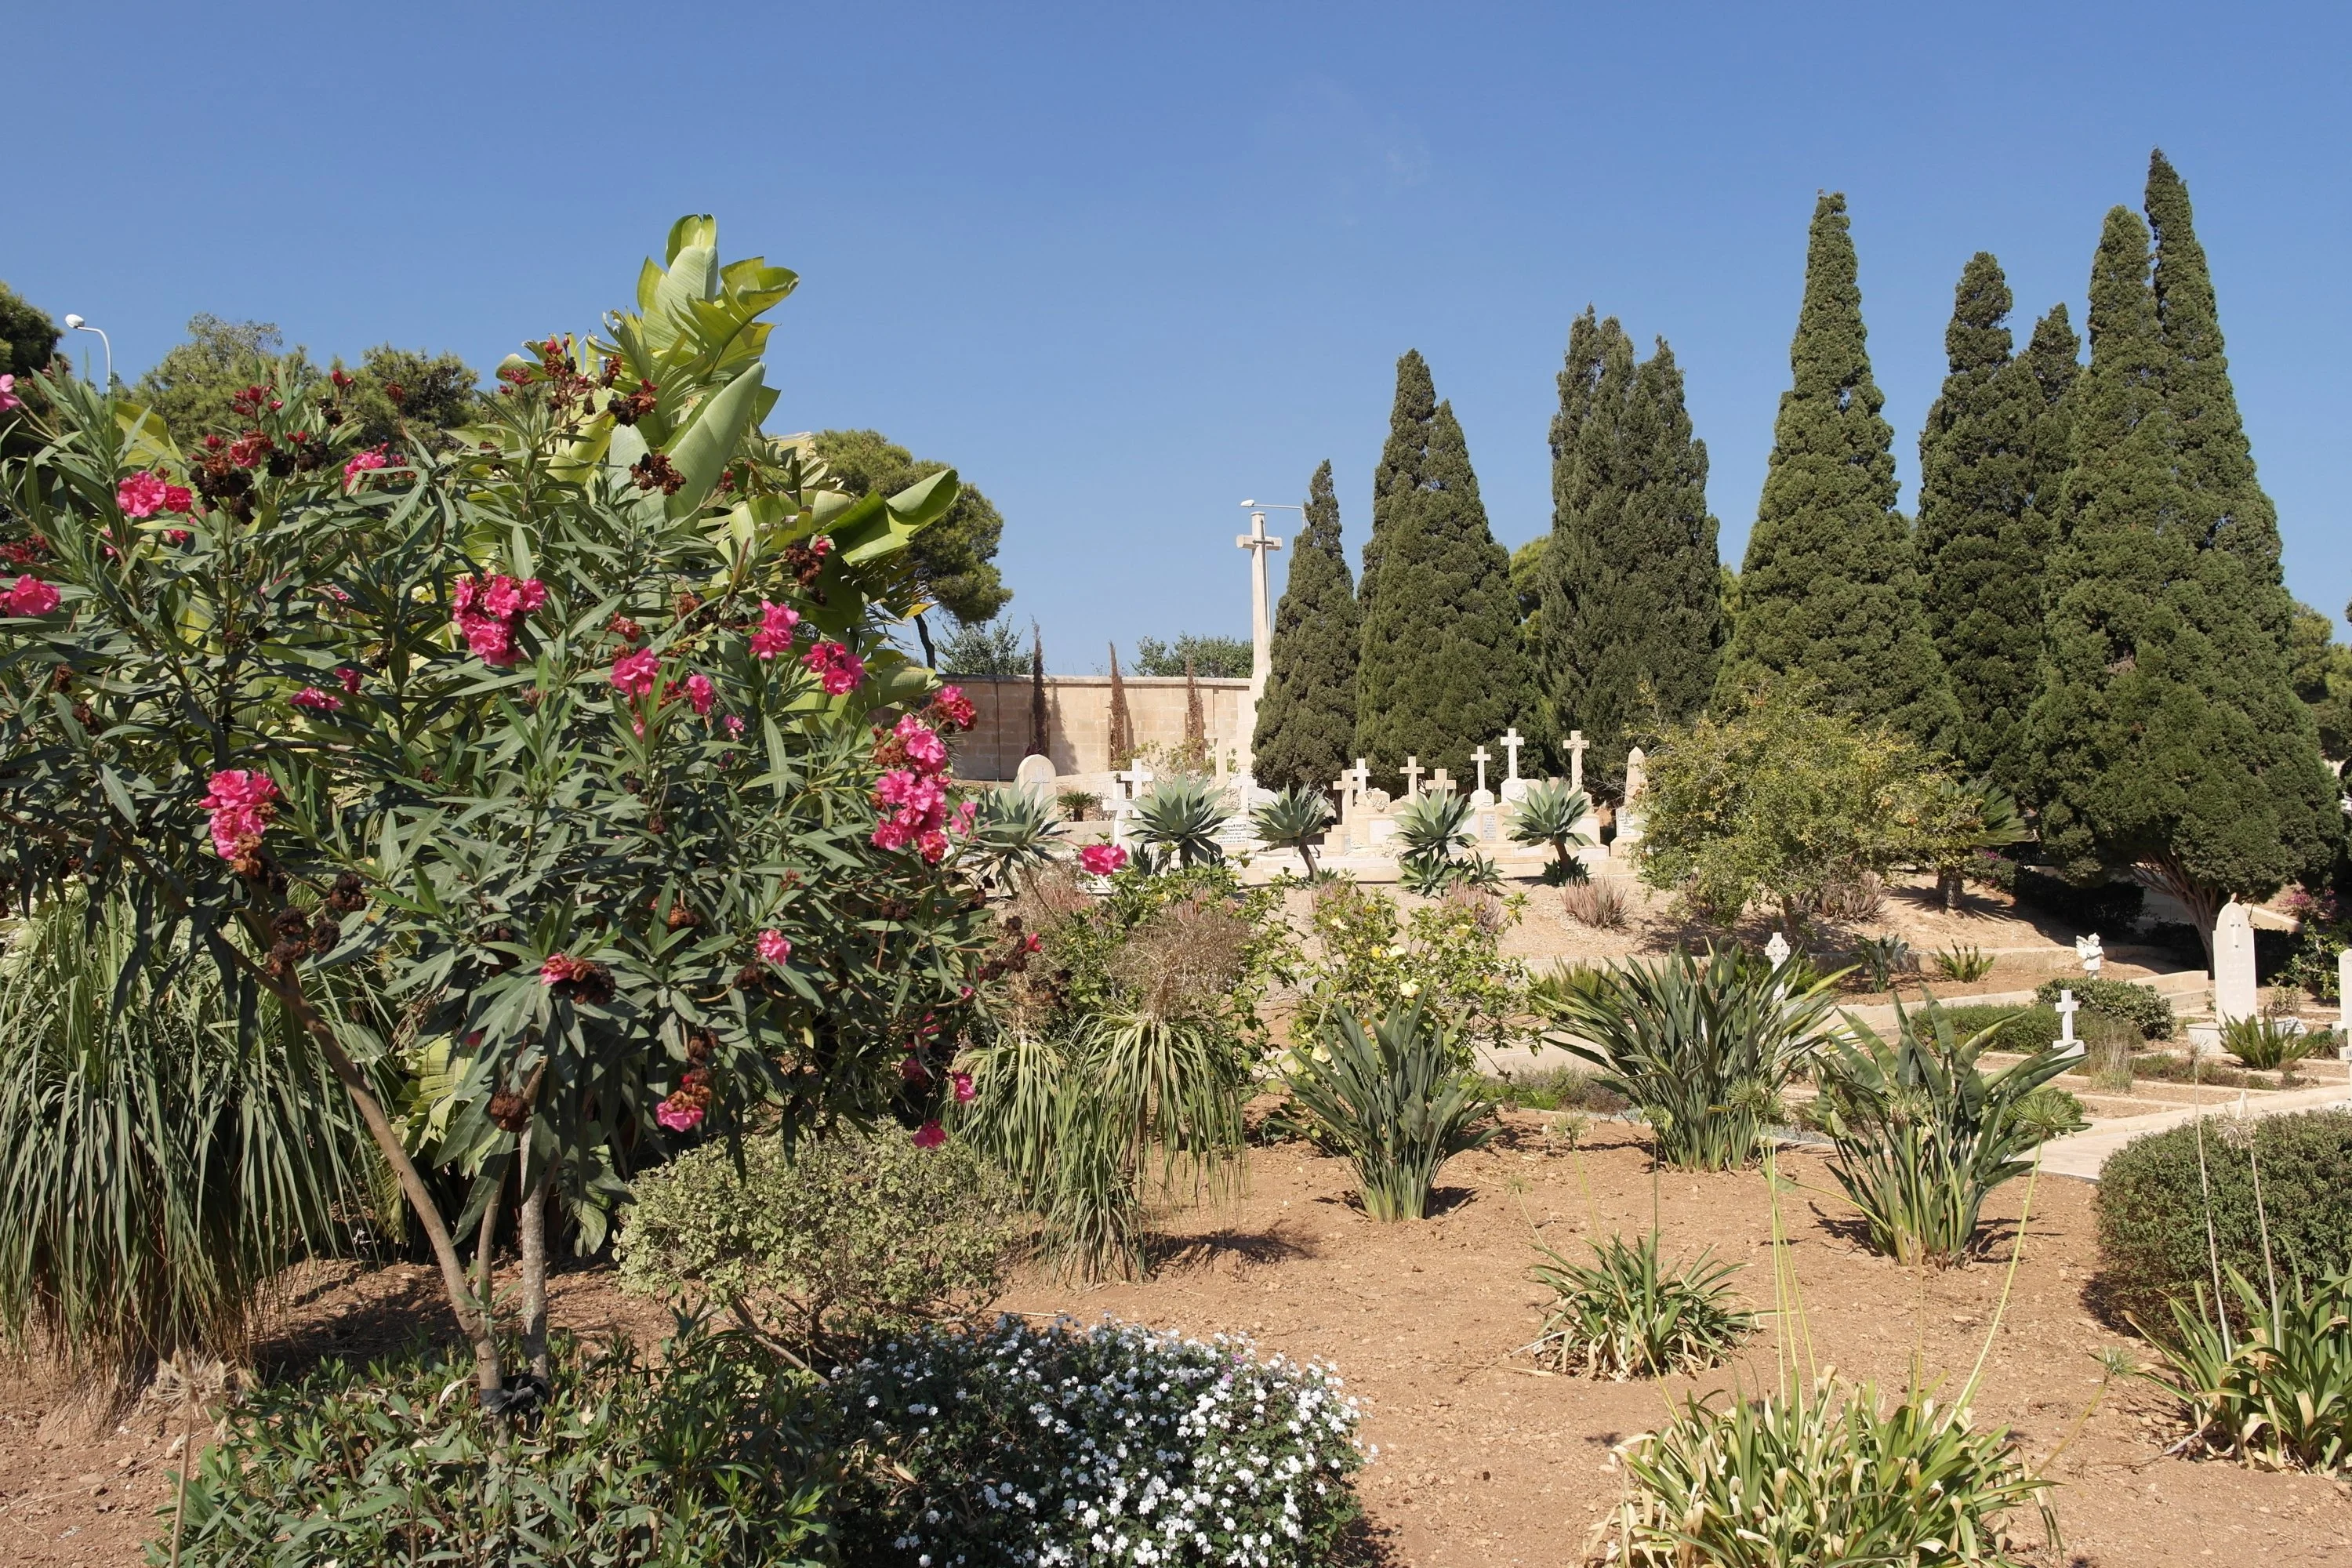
[1130,776,1229,870]
[1507,779,1593,885]
[967,786,1065,888]
[1542,946,1840,1170]
[1250,785,1334,877]
[1392,790,1474,894]
[1813,1001,2075,1268]
[1283,1002,1494,1221]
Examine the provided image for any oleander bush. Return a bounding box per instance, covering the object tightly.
[2096,1111,2352,1331]
[2032,978,2174,1040]
[829,1315,1365,1566]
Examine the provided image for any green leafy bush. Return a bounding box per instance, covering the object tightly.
[2220,1016,2328,1071]
[1931,943,1996,983]
[2135,1267,2352,1474]
[2096,1111,2352,1330]
[1283,1003,1495,1221]
[829,1316,1364,1566]
[615,1131,1021,1355]
[162,1323,833,1567]
[1530,1231,1753,1378]
[1469,1067,1625,1114]
[1542,946,1838,1170]
[2033,977,2174,1040]
[1300,879,1525,1046]
[1935,1003,2061,1055]
[1605,1380,2054,1566]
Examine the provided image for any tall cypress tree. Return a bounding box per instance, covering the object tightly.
[2145,149,2288,641]
[1718,194,1958,751]
[1355,350,1526,793]
[2024,207,2336,942]
[1251,459,1360,793]
[1535,311,1722,791]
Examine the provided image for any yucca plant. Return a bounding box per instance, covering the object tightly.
[1932,943,1997,983]
[1530,1230,1754,1378]
[1392,789,1474,894]
[1131,775,1229,869]
[1542,946,1839,1171]
[2135,1266,2352,1473]
[967,786,1065,888]
[1814,1002,2075,1268]
[1283,1002,1494,1221]
[2221,1015,2325,1072]
[1249,784,1334,877]
[1606,1378,2056,1566]
[1853,934,1913,990]
[1506,779,1592,885]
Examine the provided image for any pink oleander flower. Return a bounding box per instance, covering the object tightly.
[0,375,17,413]
[872,816,914,851]
[911,1120,947,1150]
[895,713,949,775]
[337,666,363,695]
[539,953,594,985]
[684,671,716,717]
[1079,843,1128,877]
[723,713,746,738]
[952,1071,975,1104]
[449,573,545,666]
[163,528,191,546]
[162,483,193,513]
[655,1098,706,1133]
[900,1053,929,1083]
[950,797,978,837]
[929,684,977,731]
[804,640,863,695]
[917,829,949,865]
[5,575,60,616]
[610,645,659,698]
[757,929,792,967]
[117,471,170,518]
[291,686,341,713]
[749,598,799,659]
[343,445,390,491]
[198,769,279,860]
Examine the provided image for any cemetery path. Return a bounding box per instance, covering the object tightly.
[2037,1080,2352,1181]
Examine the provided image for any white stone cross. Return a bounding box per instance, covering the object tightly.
[1331,770,1356,812]
[1765,931,1791,968]
[1470,745,1492,796]
[1348,758,1370,801]
[2055,988,2082,1051]
[1430,768,1454,797]
[1500,728,1525,782]
[1567,729,1588,793]
[1116,760,1154,801]
[1235,510,1284,699]
[1400,756,1425,797]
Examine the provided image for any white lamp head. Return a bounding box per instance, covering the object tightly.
[64,314,85,329]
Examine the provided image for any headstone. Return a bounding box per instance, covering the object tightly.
[1615,746,1650,847]
[2339,949,2352,1060]
[1400,756,1425,799]
[1429,768,1454,797]
[1470,745,1494,800]
[2214,900,2258,1025]
[2075,932,2103,978]
[1478,809,1499,842]
[2054,988,2083,1059]
[1014,753,1057,798]
[1764,931,1791,968]
[1331,770,1357,815]
[1567,729,1588,794]
[1348,758,1371,804]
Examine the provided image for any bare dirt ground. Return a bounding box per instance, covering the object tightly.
[13,1122,2348,1566]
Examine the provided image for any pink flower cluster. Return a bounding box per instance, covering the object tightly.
[451,573,546,666]
[757,928,792,967]
[912,1121,947,1150]
[749,599,799,659]
[117,471,194,518]
[803,640,864,695]
[198,769,278,862]
[655,1068,712,1133]
[5,575,60,616]
[610,645,659,698]
[343,446,390,491]
[291,687,342,713]
[684,672,716,716]
[1079,843,1129,877]
[0,375,17,413]
[873,769,949,862]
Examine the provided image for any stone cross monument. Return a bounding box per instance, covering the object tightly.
[1468,745,1494,807]
[1499,727,1529,803]
[1567,730,1588,794]
[1236,510,1284,701]
[2055,988,2083,1057]
[1400,756,1425,798]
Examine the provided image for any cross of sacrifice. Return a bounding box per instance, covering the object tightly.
[1500,728,1526,782]
[1470,745,1492,795]
[1116,760,1154,801]
[1429,768,1454,797]
[2055,988,2082,1049]
[1235,510,1284,695]
[1567,729,1588,793]
[1400,756,1425,797]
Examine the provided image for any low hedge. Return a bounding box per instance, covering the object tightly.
[1932,1002,2062,1055]
[2032,977,2174,1040]
[2094,1109,2352,1332]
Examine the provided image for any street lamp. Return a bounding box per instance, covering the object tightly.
[63,314,111,386]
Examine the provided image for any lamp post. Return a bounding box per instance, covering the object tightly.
[63,314,111,387]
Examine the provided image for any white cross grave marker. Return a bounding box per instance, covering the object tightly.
[1349,758,1370,801]
[1470,746,1492,794]
[1567,729,1588,793]
[1400,756,1425,798]
[1116,760,1154,801]
[1430,767,1454,797]
[2055,988,2082,1056]
[1331,771,1356,812]
[1765,931,1791,968]
[1500,728,1525,782]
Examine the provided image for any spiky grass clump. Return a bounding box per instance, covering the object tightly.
[1530,1230,1752,1378]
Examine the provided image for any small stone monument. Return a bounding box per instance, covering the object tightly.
[1499,727,1530,804]
[2075,932,2103,978]
[1014,753,1057,800]
[2214,900,2258,1026]
[2054,987,2083,1060]
[1765,931,1791,968]
[1468,744,1496,808]
[1615,746,1650,848]
[1400,756,1425,799]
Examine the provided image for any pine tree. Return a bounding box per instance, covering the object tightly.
[1536,312,1723,793]
[1718,194,1958,751]
[1354,351,1527,793]
[1250,459,1360,793]
[2145,149,2288,641]
[2024,206,2336,942]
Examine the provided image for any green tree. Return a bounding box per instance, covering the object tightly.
[1251,460,1362,793]
[342,344,487,450]
[811,428,1010,625]
[1718,194,1958,753]
[2287,603,2352,763]
[1355,350,1527,792]
[1132,633,1249,678]
[132,315,321,441]
[1536,310,1722,793]
[0,282,60,381]
[2146,148,2287,641]
[1917,256,2079,793]
[936,615,1024,676]
[2024,206,2338,945]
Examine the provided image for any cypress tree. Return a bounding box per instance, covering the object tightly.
[1535,312,1722,791]
[1106,644,1134,768]
[1354,351,1527,793]
[2024,207,2336,942]
[2145,149,2288,641]
[1250,459,1360,793]
[1027,627,1049,757]
[1718,194,1958,751]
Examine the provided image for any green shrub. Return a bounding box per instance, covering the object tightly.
[1469,1066,1627,1114]
[2032,977,2174,1040]
[2220,1016,2328,1071]
[162,1323,833,1566]
[829,1316,1364,1565]
[615,1131,1021,1355]
[1931,943,1997,982]
[1283,1002,1495,1221]
[2083,1012,2139,1092]
[2136,1267,2352,1473]
[1606,1380,2054,1566]
[1530,1231,1754,1378]
[1936,1002,2062,1055]
[2096,1111,2352,1330]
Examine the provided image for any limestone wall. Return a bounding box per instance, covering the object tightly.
[947,675,1255,782]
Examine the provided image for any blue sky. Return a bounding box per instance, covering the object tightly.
[12,2,2348,661]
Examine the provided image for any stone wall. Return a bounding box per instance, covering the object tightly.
[947,674,1255,782]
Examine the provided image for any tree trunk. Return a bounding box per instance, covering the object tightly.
[2137,858,2222,968]
[518,1155,554,1381]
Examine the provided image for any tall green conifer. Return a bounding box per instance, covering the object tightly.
[1535,310,1722,790]
[2024,207,2336,940]
[1252,461,1361,793]
[1355,350,1526,792]
[1718,194,1958,750]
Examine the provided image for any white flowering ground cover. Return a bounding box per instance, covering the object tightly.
[829,1315,1367,1566]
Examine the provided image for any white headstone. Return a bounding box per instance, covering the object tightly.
[2338,949,2352,1055]
[1400,756,1425,798]
[1615,746,1650,847]
[1500,728,1526,782]
[2214,900,2258,1025]
[1349,758,1371,804]
[1116,760,1153,802]
[1764,931,1791,968]
[1566,729,1588,794]
[2054,987,2083,1058]
[1470,745,1492,797]
[2075,932,2103,978]
[1014,753,1057,797]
